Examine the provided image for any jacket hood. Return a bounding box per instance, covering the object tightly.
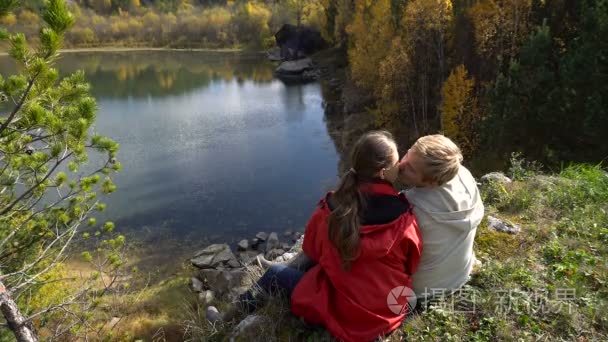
[358,213,415,259]
[323,179,416,260]
[406,166,484,231]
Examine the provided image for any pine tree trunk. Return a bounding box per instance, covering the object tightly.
[0,281,38,342]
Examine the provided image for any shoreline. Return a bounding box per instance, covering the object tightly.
[0,46,264,56]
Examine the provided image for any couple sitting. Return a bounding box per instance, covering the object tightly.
[208,131,484,342]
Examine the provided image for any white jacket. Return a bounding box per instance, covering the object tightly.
[406,165,484,299]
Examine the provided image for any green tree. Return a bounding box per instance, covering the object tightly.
[0,0,124,340]
[319,0,353,45]
[485,0,608,164]
[485,24,559,161]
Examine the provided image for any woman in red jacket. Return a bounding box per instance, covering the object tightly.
[208,131,422,341]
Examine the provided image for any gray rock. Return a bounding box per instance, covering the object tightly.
[275,58,313,75]
[191,244,238,269]
[283,229,293,237]
[255,232,268,241]
[206,306,222,323]
[191,277,204,292]
[281,242,291,250]
[214,248,237,264]
[237,239,248,251]
[227,258,241,268]
[190,253,215,269]
[204,268,248,295]
[230,315,266,341]
[487,215,521,234]
[199,290,214,305]
[266,248,285,260]
[193,244,226,257]
[198,269,221,287]
[266,232,280,252]
[214,272,232,295]
[266,47,282,61]
[237,250,260,266]
[229,268,247,285]
[480,172,512,185]
[250,238,260,248]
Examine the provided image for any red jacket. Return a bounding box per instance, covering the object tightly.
[291,180,423,342]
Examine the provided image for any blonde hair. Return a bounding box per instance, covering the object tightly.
[411,134,463,186]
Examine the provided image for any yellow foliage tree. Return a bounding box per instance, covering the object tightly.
[129,0,141,10]
[468,0,532,63]
[440,64,479,153]
[235,1,272,48]
[375,0,453,136]
[347,0,394,90]
[402,0,453,33]
[376,37,412,128]
[401,0,453,79]
[0,12,16,25]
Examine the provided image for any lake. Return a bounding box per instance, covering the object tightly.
[1,51,341,247]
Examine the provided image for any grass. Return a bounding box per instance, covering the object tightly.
[33,162,602,341]
[184,163,607,341]
[397,163,608,341]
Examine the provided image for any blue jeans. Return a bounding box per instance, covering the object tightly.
[238,264,305,313]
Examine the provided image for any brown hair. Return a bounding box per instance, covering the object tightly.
[328,131,398,270]
[411,134,463,186]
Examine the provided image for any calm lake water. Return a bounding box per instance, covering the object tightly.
[1,51,341,246]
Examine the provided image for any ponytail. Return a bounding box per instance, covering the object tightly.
[328,168,363,270]
[327,130,397,271]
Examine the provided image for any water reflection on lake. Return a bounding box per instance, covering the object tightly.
[2,51,340,245]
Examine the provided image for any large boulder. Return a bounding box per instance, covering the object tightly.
[191,244,239,269]
[198,268,248,295]
[274,24,326,60]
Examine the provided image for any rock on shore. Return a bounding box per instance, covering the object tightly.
[190,230,304,298]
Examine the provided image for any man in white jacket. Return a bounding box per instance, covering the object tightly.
[398,135,484,302]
